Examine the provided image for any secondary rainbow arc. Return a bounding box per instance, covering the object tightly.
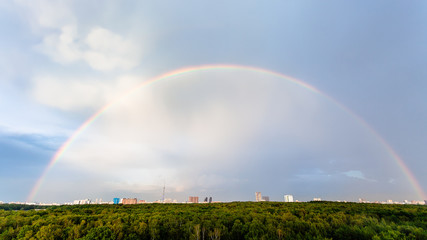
[26,64,426,202]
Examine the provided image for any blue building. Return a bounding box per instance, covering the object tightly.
[113,198,120,204]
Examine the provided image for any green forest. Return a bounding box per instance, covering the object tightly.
[0,201,425,240]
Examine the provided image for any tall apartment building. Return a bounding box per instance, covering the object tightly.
[188,196,199,203]
[122,198,137,205]
[255,192,262,202]
[284,195,294,202]
[73,199,91,205]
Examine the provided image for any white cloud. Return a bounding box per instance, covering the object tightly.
[36,25,142,71]
[0,84,75,136]
[16,0,143,71]
[32,75,105,111]
[31,74,143,111]
[14,0,75,29]
[37,25,81,63]
[83,27,142,71]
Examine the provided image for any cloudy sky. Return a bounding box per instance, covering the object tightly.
[0,1,426,203]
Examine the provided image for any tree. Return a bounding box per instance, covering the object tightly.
[82,226,115,240]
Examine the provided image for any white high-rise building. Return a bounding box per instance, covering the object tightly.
[73,199,91,205]
[255,192,262,202]
[284,195,294,202]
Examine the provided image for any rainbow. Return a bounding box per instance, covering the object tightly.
[26,64,426,202]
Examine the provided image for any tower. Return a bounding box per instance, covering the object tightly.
[162,182,165,203]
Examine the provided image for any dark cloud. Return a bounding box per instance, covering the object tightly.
[0,132,58,202]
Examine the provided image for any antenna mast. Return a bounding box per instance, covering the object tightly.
[162,181,165,203]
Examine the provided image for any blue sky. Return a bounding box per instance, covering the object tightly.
[0,1,426,203]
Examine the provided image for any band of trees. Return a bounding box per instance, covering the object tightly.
[0,201,425,239]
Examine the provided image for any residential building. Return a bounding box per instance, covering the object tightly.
[188,196,199,203]
[284,195,294,202]
[255,192,262,202]
[122,198,137,205]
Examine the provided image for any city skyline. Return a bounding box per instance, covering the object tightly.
[3,189,426,206]
[3,194,426,206]
[0,1,426,203]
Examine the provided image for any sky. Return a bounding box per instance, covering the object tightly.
[0,0,426,203]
